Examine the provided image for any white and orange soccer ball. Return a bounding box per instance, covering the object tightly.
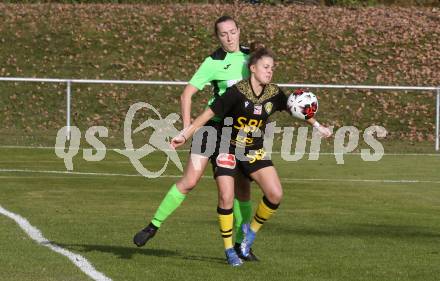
[287,89,319,120]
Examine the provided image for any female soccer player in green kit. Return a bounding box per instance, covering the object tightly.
[171,47,332,266]
[134,16,258,260]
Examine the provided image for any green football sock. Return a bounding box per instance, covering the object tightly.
[151,184,186,228]
[233,199,252,244]
[233,199,243,242]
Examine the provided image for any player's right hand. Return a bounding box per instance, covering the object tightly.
[170,135,186,149]
[317,126,332,138]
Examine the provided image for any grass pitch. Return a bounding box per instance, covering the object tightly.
[0,147,439,281]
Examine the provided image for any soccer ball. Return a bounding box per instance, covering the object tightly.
[287,89,318,120]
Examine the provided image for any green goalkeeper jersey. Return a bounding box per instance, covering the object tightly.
[189,46,250,122]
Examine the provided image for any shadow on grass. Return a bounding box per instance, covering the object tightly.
[54,242,225,264]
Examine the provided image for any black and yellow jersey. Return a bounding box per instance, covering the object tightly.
[210,79,288,152]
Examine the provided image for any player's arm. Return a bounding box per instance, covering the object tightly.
[181,57,216,129]
[171,108,215,149]
[306,117,332,138]
[171,87,237,149]
[180,84,199,129]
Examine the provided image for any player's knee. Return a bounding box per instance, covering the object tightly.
[176,178,198,193]
[267,187,283,204]
[218,193,234,208]
[274,188,283,203]
[186,178,199,189]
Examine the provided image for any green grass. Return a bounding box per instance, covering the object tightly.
[0,4,439,279]
[0,147,439,281]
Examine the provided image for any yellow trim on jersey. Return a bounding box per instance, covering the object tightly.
[235,80,279,104]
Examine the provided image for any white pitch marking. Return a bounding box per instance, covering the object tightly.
[280,178,440,184]
[0,168,148,178]
[1,168,440,184]
[0,161,130,164]
[0,205,112,281]
[0,145,439,156]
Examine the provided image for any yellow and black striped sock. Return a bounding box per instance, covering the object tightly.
[217,207,233,250]
[250,196,280,233]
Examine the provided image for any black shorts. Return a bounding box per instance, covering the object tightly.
[189,120,221,158]
[211,148,273,179]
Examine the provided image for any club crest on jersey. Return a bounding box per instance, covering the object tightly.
[216,153,236,169]
[253,104,262,115]
[264,102,273,114]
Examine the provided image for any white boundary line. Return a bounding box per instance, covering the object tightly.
[1,168,439,184]
[0,205,112,281]
[0,168,147,178]
[0,145,439,156]
[0,161,130,164]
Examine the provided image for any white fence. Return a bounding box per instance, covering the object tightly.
[1,77,439,151]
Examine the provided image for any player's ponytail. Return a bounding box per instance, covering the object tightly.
[249,41,265,53]
[248,45,274,71]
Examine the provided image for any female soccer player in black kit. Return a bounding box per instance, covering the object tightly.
[171,47,332,266]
